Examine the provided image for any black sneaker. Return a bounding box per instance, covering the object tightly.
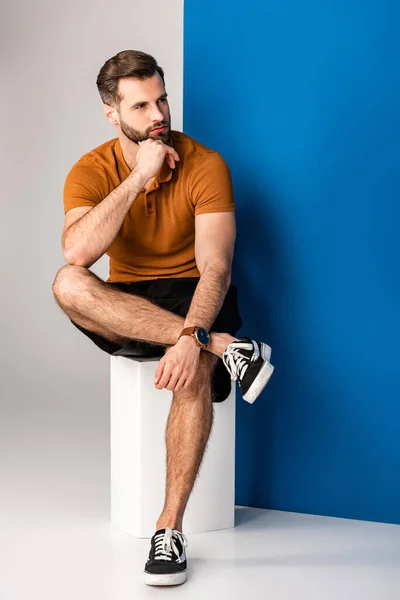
[222,338,274,404]
[144,527,188,586]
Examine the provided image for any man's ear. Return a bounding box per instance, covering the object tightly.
[102,103,119,126]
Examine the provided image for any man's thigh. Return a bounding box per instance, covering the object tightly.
[70,277,196,355]
[70,277,242,402]
[69,279,168,358]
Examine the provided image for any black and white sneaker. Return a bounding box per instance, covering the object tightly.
[222,338,274,404]
[144,527,188,586]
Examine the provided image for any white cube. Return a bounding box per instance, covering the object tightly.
[110,356,236,538]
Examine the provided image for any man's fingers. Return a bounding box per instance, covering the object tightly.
[182,373,195,390]
[173,376,188,393]
[165,151,178,169]
[166,369,182,391]
[166,153,176,169]
[156,365,173,389]
[166,147,180,161]
[154,361,164,385]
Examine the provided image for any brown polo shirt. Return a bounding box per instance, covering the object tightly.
[63,130,235,282]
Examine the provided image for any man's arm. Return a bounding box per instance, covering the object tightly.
[63,171,145,266]
[183,210,236,330]
[63,139,180,267]
[154,211,236,392]
[154,150,236,392]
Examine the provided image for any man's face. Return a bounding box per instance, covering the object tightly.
[112,73,171,144]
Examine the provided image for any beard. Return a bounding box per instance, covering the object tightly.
[118,113,171,145]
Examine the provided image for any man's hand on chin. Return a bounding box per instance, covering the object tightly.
[154,335,201,392]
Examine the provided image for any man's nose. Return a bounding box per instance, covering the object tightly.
[150,103,165,122]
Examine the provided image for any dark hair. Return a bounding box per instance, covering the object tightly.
[96,50,165,107]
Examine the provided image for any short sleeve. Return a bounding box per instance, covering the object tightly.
[63,160,108,214]
[190,152,235,216]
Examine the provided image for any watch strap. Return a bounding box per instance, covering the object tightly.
[179,326,198,337]
[178,326,209,349]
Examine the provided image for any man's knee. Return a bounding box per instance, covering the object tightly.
[52,264,91,302]
[173,353,218,399]
[191,352,218,384]
[199,352,219,375]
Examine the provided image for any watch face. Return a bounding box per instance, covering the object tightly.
[196,327,210,346]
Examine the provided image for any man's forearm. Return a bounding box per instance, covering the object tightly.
[183,262,231,332]
[63,170,145,267]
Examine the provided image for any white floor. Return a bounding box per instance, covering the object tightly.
[1,503,400,599]
[1,384,399,600]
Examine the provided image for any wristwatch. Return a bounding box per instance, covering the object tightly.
[179,326,210,349]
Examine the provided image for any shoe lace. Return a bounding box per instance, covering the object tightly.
[222,340,258,381]
[154,528,188,561]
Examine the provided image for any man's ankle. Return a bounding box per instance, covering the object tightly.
[156,519,183,532]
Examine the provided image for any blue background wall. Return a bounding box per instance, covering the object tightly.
[184,0,400,524]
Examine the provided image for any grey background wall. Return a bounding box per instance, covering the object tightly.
[1,0,183,520]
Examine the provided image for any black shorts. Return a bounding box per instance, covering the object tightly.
[70,277,242,403]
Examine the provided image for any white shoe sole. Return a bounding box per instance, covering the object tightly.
[242,359,274,404]
[144,569,187,586]
[263,344,272,362]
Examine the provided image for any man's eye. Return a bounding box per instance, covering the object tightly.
[136,105,144,110]
[158,98,166,103]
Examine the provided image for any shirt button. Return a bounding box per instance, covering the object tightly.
[147,202,152,209]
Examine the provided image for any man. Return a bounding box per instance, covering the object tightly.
[52,50,274,587]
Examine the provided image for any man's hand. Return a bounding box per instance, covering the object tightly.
[130,139,180,187]
[154,336,201,392]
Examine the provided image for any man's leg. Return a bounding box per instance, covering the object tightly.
[155,352,218,532]
[52,265,235,355]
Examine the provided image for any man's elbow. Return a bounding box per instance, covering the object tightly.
[202,260,232,286]
[63,246,93,268]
